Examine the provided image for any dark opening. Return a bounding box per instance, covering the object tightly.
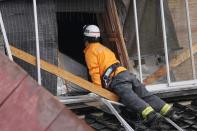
[57,12,98,65]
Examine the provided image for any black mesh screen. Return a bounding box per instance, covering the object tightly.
[0,0,58,95]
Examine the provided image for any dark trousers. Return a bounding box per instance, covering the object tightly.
[110,70,166,114]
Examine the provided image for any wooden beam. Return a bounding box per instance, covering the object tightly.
[144,43,197,85]
[10,46,119,101]
[108,0,131,70]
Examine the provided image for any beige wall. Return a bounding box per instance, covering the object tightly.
[168,0,197,81]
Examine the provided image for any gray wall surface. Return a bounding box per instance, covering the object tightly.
[0,0,58,95]
[0,32,3,51]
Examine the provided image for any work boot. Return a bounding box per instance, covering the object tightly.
[144,112,166,130]
[164,108,181,121]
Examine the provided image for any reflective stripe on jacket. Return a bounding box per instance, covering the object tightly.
[84,42,127,86]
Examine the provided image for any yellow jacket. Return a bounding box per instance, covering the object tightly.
[84,42,127,86]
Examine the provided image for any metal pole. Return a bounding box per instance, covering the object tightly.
[88,93,134,131]
[133,0,143,82]
[185,0,196,79]
[160,0,171,85]
[165,118,184,131]
[33,0,41,85]
[0,11,13,61]
[101,98,135,131]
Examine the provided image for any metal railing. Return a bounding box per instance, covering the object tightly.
[0,11,13,61]
[133,0,143,82]
[0,0,42,85]
[185,0,196,80]
[33,0,42,85]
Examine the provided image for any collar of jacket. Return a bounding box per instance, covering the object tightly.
[83,42,100,53]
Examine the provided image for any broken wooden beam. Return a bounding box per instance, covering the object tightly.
[10,46,119,101]
[144,43,197,85]
[107,0,131,70]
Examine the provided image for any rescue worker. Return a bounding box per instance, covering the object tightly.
[83,25,178,129]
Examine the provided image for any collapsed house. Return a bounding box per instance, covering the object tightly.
[0,0,197,99]
[1,0,197,130]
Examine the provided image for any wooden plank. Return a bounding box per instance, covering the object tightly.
[144,43,197,85]
[10,46,119,101]
[107,0,131,70]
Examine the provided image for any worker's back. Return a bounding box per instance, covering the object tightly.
[84,42,126,85]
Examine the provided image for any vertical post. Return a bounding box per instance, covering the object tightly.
[33,0,41,85]
[0,11,13,61]
[133,0,143,82]
[185,0,196,79]
[160,0,171,85]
